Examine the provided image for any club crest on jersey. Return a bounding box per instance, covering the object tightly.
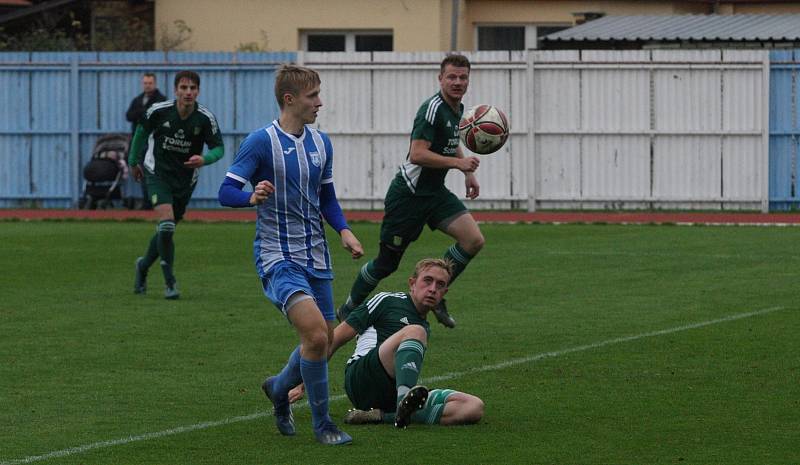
[309,151,321,167]
[194,127,201,135]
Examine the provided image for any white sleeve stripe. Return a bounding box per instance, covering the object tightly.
[226,172,247,184]
[321,178,333,184]
[197,105,219,135]
[425,97,441,125]
[145,100,173,118]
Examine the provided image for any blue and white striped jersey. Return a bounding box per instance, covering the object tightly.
[225,120,334,277]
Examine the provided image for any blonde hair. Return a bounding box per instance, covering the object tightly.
[412,258,454,282]
[274,64,321,109]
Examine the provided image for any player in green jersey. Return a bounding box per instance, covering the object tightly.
[290,258,484,428]
[129,70,224,299]
[339,54,485,329]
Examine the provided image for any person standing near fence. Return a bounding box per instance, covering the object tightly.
[129,70,224,299]
[126,72,167,210]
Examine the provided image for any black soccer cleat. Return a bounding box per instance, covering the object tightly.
[394,385,429,429]
[432,299,456,328]
[314,424,353,445]
[262,376,296,436]
[336,302,353,323]
[164,283,180,300]
[343,408,383,425]
[134,257,147,294]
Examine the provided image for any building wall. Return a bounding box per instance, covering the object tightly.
[155,0,800,52]
[155,0,449,52]
[723,3,800,13]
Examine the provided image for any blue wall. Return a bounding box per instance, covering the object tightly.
[769,50,800,211]
[3,50,800,211]
[0,51,295,208]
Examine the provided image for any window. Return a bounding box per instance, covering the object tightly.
[478,26,525,50]
[302,31,393,52]
[356,34,393,52]
[477,24,571,50]
[307,35,346,52]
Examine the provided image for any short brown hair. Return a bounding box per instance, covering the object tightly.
[440,54,471,73]
[411,258,454,282]
[143,72,156,80]
[174,70,200,88]
[274,64,321,109]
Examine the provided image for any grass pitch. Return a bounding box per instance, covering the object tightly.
[1,220,798,464]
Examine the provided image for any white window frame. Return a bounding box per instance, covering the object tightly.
[300,30,393,52]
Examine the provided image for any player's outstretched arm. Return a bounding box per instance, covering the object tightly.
[127,124,149,182]
[409,139,479,172]
[320,182,364,259]
[328,321,358,359]
[218,177,274,208]
[340,229,364,259]
[465,172,480,199]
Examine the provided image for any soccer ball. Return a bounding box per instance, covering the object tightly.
[458,105,509,155]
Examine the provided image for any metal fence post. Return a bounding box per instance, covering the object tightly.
[70,55,80,208]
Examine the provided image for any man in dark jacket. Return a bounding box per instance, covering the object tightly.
[126,73,167,209]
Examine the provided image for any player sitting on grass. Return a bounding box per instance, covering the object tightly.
[290,258,484,428]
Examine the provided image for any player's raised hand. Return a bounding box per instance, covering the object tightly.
[465,172,480,199]
[183,154,205,168]
[457,156,480,173]
[340,229,364,259]
[250,180,275,205]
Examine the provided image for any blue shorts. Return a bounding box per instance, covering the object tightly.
[261,261,335,321]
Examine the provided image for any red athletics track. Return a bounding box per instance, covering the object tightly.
[3,209,800,225]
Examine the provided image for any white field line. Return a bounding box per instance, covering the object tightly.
[1,305,787,465]
[544,250,800,260]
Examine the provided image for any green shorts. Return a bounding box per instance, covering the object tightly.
[380,180,468,248]
[344,348,397,412]
[144,174,196,222]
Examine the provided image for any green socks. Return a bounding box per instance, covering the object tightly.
[394,339,425,406]
[345,261,380,310]
[443,243,473,285]
[156,220,176,286]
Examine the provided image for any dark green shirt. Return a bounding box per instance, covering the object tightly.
[344,292,431,365]
[395,92,463,196]
[133,100,223,187]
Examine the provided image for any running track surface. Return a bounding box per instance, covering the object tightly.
[3,209,800,225]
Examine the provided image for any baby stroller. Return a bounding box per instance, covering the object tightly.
[79,133,131,209]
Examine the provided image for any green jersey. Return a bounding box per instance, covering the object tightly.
[395,92,463,196]
[344,291,431,365]
[134,100,224,187]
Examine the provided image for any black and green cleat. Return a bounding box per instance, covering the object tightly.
[343,408,383,425]
[432,299,456,328]
[134,257,147,294]
[394,385,428,429]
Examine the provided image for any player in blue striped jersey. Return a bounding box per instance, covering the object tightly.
[218,65,363,446]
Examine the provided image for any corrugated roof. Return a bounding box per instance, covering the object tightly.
[543,14,800,42]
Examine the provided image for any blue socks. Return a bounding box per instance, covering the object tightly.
[300,357,332,432]
[271,346,302,407]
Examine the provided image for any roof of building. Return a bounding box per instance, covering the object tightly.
[542,14,800,43]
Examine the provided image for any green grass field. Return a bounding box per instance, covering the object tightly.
[1,220,798,465]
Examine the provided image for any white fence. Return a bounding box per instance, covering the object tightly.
[302,50,770,211]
